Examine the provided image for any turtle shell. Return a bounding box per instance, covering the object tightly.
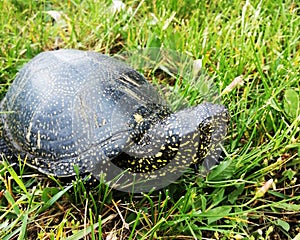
[0,49,169,176]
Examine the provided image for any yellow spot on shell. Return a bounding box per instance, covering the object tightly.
[133,113,143,124]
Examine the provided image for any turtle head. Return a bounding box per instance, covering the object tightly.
[115,102,229,173]
[168,102,230,170]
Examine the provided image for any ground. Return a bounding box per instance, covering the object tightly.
[0,0,299,239]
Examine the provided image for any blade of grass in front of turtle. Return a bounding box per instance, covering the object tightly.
[3,158,29,197]
[17,212,28,240]
[2,190,21,216]
[128,210,142,240]
[36,185,72,214]
[2,227,21,240]
[65,214,118,240]
[1,199,27,240]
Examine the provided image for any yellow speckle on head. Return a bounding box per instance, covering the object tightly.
[133,113,143,124]
[168,146,178,151]
[155,152,163,157]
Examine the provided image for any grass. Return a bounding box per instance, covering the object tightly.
[0,0,300,239]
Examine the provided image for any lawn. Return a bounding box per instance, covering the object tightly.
[0,0,299,239]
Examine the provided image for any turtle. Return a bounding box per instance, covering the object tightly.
[0,49,229,188]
